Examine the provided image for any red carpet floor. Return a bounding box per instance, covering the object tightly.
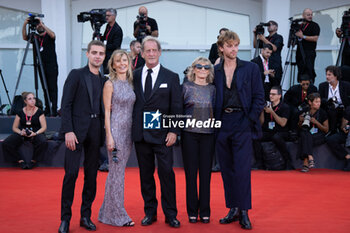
[0,167,349,233]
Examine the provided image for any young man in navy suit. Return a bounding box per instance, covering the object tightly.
[132,36,182,228]
[214,31,265,230]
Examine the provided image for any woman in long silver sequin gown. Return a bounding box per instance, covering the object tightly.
[98,50,136,227]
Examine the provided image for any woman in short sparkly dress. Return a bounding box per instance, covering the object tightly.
[98,50,136,226]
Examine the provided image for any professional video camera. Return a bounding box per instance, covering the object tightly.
[255,22,270,35]
[77,9,107,40]
[27,13,44,31]
[286,18,305,48]
[340,9,350,37]
[136,13,148,42]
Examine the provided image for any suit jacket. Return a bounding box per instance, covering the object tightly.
[132,65,182,144]
[59,65,106,144]
[102,22,123,67]
[214,58,265,139]
[319,81,350,108]
[284,84,318,107]
[251,56,278,87]
[208,43,219,64]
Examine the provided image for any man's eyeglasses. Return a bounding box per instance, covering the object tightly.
[195,64,210,70]
[301,83,310,86]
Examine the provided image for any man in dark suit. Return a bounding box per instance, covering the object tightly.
[214,31,265,230]
[58,40,106,233]
[101,8,123,74]
[251,43,277,100]
[132,36,182,228]
[319,65,350,134]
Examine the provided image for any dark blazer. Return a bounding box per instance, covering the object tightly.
[284,84,318,107]
[214,58,265,139]
[59,65,106,144]
[102,22,123,70]
[251,56,279,87]
[208,43,219,64]
[132,65,182,144]
[318,81,350,108]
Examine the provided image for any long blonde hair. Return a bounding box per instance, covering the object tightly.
[107,50,133,85]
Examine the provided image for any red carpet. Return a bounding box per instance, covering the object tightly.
[0,168,349,233]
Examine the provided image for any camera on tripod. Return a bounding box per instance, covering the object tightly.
[136,13,148,42]
[340,9,350,37]
[255,22,270,35]
[27,13,44,31]
[77,9,107,40]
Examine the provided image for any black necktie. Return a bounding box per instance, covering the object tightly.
[144,68,153,100]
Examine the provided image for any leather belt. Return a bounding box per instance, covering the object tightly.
[224,107,243,113]
[90,113,100,119]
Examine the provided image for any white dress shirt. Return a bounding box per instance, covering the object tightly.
[141,63,161,92]
[328,82,342,106]
[259,54,269,83]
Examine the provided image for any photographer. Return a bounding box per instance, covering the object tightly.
[2,92,47,169]
[251,43,277,100]
[298,93,328,172]
[253,20,284,83]
[318,65,350,135]
[22,16,58,116]
[295,8,320,83]
[129,40,145,70]
[336,27,350,67]
[101,8,123,74]
[133,6,158,42]
[326,106,350,171]
[284,74,318,134]
[253,86,293,170]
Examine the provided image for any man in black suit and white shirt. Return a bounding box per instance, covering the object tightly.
[132,36,182,228]
[58,40,106,233]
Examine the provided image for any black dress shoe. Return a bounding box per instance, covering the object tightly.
[141,215,157,226]
[239,210,252,230]
[188,216,197,223]
[165,218,180,228]
[200,217,210,223]
[219,207,239,224]
[58,220,69,233]
[80,217,96,231]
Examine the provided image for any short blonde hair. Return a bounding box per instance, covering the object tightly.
[107,50,133,86]
[187,57,214,84]
[217,30,240,57]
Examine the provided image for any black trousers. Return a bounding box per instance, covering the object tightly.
[43,64,58,114]
[253,131,291,166]
[326,107,344,133]
[181,131,214,218]
[289,106,302,131]
[216,112,252,210]
[2,133,47,162]
[134,140,177,219]
[60,118,101,221]
[296,49,316,83]
[299,129,325,159]
[326,131,348,160]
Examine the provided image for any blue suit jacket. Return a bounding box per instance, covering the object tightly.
[214,58,265,139]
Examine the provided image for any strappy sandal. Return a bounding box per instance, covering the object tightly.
[300,165,309,173]
[308,159,315,168]
[123,221,135,227]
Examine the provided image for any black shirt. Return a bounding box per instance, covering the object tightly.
[35,32,58,68]
[258,33,283,71]
[303,108,328,132]
[133,17,158,36]
[299,21,320,51]
[208,43,219,64]
[18,108,44,132]
[344,106,350,121]
[262,102,290,132]
[222,59,243,109]
[132,54,145,70]
[90,73,102,114]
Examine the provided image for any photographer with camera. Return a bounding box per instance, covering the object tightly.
[335,9,350,67]
[298,93,328,172]
[251,43,277,100]
[253,20,284,83]
[101,8,123,74]
[253,86,293,170]
[133,6,158,42]
[295,8,320,83]
[318,65,350,135]
[284,74,318,136]
[2,92,47,169]
[326,106,350,171]
[22,16,58,116]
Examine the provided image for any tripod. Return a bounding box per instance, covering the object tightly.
[254,37,261,58]
[281,29,306,91]
[336,34,350,66]
[13,28,52,116]
[0,69,12,114]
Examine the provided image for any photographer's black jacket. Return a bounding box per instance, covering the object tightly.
[284,84,318,107]
[319,81,350,108]
[102,22,123,71]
